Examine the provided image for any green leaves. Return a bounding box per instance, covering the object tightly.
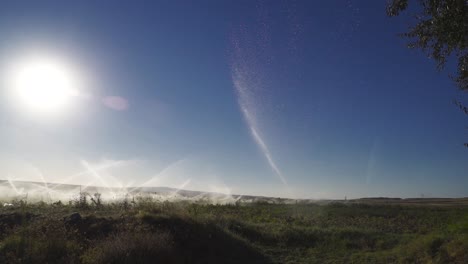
[388,0,468,91]
[388,0,468,147]
[386,0,409,17]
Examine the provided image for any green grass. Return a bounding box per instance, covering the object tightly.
[0,200,467,263]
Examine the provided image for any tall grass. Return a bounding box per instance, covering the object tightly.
[0,199,467,263]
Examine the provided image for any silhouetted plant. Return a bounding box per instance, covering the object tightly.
[387,0,467,90]
[122,194,130,210]
[73,191,89,208]
[388,0,468,146]
[90,193,102,207]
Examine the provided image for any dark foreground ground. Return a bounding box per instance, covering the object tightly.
[1,199,468,263]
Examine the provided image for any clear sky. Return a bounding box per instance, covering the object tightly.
[0,0,466,199]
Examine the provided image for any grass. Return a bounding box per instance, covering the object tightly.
[0,199,467,263]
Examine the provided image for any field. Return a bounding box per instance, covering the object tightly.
[1,198,468,264]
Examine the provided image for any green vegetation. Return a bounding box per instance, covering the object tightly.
[1,199,468,263]
[387,0,468,146]
[388,0,468,91]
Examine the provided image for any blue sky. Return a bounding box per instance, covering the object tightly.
[0,1,466,199]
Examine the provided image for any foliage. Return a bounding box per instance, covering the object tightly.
[1,200,468,263]
[387,0,468,90]
[387,0,468,146]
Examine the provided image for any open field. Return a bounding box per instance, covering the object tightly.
[347,197,468,207]
[1,197,468,263]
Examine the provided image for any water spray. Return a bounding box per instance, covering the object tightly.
[231,64,287,185]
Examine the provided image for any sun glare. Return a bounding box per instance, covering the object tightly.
[9,57,78,114]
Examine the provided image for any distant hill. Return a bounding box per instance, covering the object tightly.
[349,197,468,207]
[0,179,294,204]
[2,180,467,206]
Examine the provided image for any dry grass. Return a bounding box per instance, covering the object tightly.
[82,231,178,264]
[0,200,467,263]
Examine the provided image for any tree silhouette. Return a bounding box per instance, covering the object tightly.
[387,0,467,146]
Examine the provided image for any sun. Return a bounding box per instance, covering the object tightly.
[9,57,78,114]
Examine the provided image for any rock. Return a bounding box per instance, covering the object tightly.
[64,212,81,224]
